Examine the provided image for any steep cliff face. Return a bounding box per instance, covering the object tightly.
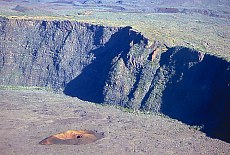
[102,45,230,143]
[0,17,229,142]
[144,47,230,142]
[63,26,148,103]
[0,16,123,90]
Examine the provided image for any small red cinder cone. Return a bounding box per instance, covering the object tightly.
[39,130,104,145]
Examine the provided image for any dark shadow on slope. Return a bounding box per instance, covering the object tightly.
[87,25,104,46]
[160,47,230,143]
[63,26,146,103]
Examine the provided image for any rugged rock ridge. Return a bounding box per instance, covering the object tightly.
[103,45,230,143]
[0,17,229,142]
[0,16,139,91]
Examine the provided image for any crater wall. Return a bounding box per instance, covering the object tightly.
[0,17,229,142]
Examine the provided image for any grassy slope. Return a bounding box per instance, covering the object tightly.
[0,2,230,61]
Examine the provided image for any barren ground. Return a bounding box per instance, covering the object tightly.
[0,89,229,155]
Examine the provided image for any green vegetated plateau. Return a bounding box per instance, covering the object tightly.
[0,0,230,143]
[0,0,230,60]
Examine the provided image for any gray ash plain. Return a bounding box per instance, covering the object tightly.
[0,89,229,155]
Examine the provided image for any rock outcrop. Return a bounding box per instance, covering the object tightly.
[0,16,125,91]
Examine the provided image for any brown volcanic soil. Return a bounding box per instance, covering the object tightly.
[0,89,229,155]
